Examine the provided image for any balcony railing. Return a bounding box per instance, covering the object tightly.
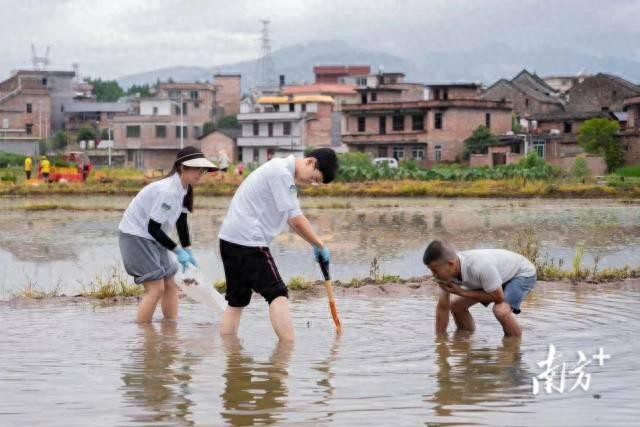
[238,136,302,147]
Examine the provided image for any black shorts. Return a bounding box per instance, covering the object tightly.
[219,239,288,307]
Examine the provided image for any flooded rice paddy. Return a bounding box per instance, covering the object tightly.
[1,196,639,297]
[1,281,639,425]
[1,195,639,425]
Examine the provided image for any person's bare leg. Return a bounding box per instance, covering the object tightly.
[137,279,165,323]
[450,295,478,332]
[493,302,522,337]
[269,296,295,342]
[161,276,179,320]
[220,306,244,336]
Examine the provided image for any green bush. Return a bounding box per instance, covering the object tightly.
[0,151,26,168]
[615,166,640,177]
[570,157,590,180]
[335,151,559,182]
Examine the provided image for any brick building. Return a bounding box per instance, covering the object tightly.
[313,65,371,84]
[198,127,241,164]
[339,71,427,104]
[622,96,640,164]
[113,75,241,170]
[342,98,512,166]
[481,69,564,120]
[564,73,640,113]
[0,70,75,155]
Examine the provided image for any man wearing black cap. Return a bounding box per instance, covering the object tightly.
[218,148,339,341]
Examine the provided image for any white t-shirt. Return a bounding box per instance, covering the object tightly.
[455,249,537,293]
[219,155,303,247]
[119,173,188,240]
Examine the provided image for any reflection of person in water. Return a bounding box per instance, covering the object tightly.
[220,336,293,426]
[429,332,531,419]
[121,322,197,425]
[310,335,341,423]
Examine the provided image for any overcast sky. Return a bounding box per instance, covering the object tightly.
[2,0,639,79]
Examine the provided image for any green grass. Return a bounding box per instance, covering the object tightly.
[615,165,640,177]
[81,266,143,299]
[287,276,311,290]
[13,280,62,299]
[511,226,639,282]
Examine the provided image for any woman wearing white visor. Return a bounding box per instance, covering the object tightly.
[118,146,217,322]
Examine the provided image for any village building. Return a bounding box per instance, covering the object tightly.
[0,70,75,155]
[112,75,241,170]
[236,94,335,165]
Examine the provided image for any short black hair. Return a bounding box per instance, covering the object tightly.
[305,148,339,184]
[423,240,456,265]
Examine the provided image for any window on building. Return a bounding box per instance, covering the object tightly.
[273,104,280,112]
[412,114,424,131]
[174,105,180,115]
[25,124,33,135]
[357,117,366,132]
[533,139,545,158]
[283,122,291,136]
[253,148,259,162]
[371,92,377,102]
[2,119,8,129]
[301,103,307,112]
[379,116,386,134]
[194,101,200,109]
[392,146,405,160]
[107,112,115,119]
[485,113,491,128]
[357,77,367,86]
[126,126,141,138]
[190,90,199,100]
[60,105,64,113]
[525,98,529,107]
[378,146,388,158]
[412,145,425,160]
[433,89,440,100]
[361,93,367,104]
[155,125,166,138]
[563,121,572,134]
[289,103,295,112]
[26,103,32,113]
[434,145,442,162]
[175,126,188,138]
[253,122,259,136]
[153,106,158,115]
[268,122,273,137]
[443,89,449,100]
[434,112,443,129]
[392,115,404,131]
[42,78,47,86]
[182,102,187,115]
[168,90,180,98]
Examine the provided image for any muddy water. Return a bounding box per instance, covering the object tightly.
[1,196,640,297]
[1,281,639,426]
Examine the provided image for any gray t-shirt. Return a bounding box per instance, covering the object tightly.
[455,249,537,293]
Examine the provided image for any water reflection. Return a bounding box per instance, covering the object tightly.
[220,336,293,426]
[428,332,532,418]
[311,335,342,423]
[121,321,198,426]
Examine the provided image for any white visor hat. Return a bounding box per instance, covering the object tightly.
[176,147,218,171]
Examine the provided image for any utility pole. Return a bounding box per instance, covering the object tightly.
[180,92,184,149]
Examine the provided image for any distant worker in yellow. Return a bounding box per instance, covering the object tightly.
[40,156,51,183]
[24,155,33,180]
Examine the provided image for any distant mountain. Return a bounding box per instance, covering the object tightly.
[117,40,640,92]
